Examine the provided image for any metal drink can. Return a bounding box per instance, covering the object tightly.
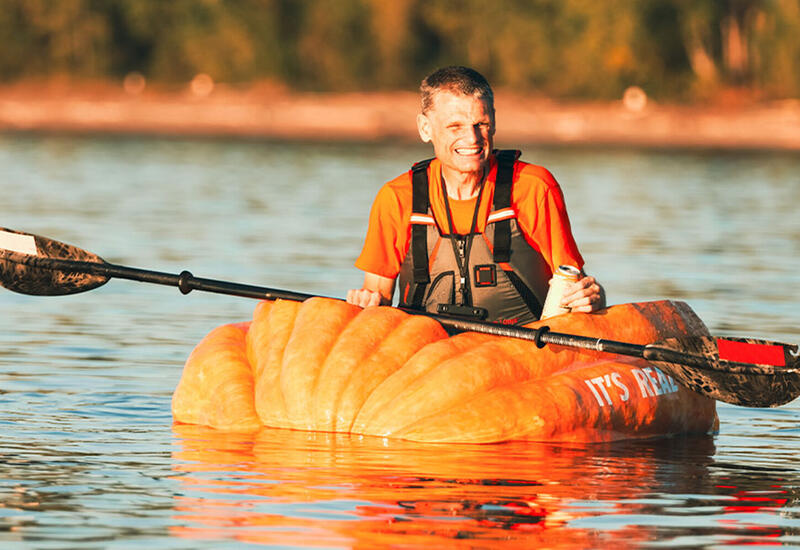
[540,265,582,320]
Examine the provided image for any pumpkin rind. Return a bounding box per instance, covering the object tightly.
[251,299,301,428]
[172,298,718,443]
[172,322,260,432]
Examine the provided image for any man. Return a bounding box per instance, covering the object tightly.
[347,66,604,324]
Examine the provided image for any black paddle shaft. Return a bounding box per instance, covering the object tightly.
[8,254,653,355]
[0,252,767,366]
[16,254,316,301]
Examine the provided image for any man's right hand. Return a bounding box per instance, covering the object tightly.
[346,272,396,308]
[346,288,385,308]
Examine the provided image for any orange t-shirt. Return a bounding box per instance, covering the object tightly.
[355,156,585,279]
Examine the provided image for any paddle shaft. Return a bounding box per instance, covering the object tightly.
[17,254,655,358]
[7,226,800,407]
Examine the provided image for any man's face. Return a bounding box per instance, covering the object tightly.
[417,90,495,178]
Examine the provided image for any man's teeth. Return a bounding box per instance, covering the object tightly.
[456,147,481,155]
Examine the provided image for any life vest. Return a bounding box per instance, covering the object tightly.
[397,150,553,325]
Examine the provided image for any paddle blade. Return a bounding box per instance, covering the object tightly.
[0,227,109,296]
[646,336,800,408]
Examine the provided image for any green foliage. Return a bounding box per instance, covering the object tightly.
[0,0,114,79]
[1,0,799,99]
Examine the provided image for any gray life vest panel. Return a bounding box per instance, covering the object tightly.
[397,150,553,325]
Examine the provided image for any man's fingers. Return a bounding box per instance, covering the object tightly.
[346,288,383,308]
[566,293,600,311]
[366,291,382,307]
[560,277,596,305]
[560,276,605,313]
[346,288,363,306]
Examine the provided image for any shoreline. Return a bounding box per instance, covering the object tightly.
[1,84,799,151]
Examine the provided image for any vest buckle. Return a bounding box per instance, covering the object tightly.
[436,303,489,320]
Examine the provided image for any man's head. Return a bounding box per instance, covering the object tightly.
[417,66,496,181]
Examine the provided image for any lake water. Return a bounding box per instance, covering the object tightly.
[1,134,799,548]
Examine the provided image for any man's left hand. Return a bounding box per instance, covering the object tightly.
[561,276,606,313]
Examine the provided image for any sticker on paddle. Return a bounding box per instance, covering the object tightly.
[0,230,37,255]
[0,227,109,296]
[645,336,800,408]
[717,338,789,367]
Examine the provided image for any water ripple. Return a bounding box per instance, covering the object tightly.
[1,137,799,548]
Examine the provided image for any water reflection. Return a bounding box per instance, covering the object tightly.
[170,424,798,548]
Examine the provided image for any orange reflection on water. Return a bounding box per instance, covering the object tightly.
[170,423,718,548]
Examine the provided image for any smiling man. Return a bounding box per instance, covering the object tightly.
[347,66,605,324]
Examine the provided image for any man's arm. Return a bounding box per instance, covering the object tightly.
[513,166,606,313]
[346,272,396,308]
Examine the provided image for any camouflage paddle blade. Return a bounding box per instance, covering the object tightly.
[0,228,108,296]
[646,336,800,408]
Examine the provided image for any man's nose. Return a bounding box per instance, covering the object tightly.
[466,124,484,142]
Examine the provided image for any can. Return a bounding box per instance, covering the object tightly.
[540,265,582,320]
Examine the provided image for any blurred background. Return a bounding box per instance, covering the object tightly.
[1,0,798,147]
[2,0,800,98]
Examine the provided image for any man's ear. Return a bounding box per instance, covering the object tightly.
[417,113,432,143]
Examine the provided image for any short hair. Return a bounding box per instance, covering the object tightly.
[420,66,494,113]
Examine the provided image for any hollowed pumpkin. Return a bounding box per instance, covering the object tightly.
[172,299,717,443]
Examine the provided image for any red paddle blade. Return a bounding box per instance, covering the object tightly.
[0,227,109,296]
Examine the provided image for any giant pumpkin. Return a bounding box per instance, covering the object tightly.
[172,299,718,443]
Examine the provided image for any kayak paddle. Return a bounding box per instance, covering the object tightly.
[1,227,798,408]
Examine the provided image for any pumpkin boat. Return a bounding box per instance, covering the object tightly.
[172,298,718,443]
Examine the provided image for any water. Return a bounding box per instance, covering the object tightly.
[1,134,799,548]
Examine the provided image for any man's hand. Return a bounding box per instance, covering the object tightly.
[346,273,395,308]
[346,288,385,308]
[561,276,606,313]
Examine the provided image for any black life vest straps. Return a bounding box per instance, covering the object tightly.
[406,151,520,310]
[408,158,434,308]
[492,149,520,263]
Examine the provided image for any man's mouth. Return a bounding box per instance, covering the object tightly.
[455,146,483,156]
